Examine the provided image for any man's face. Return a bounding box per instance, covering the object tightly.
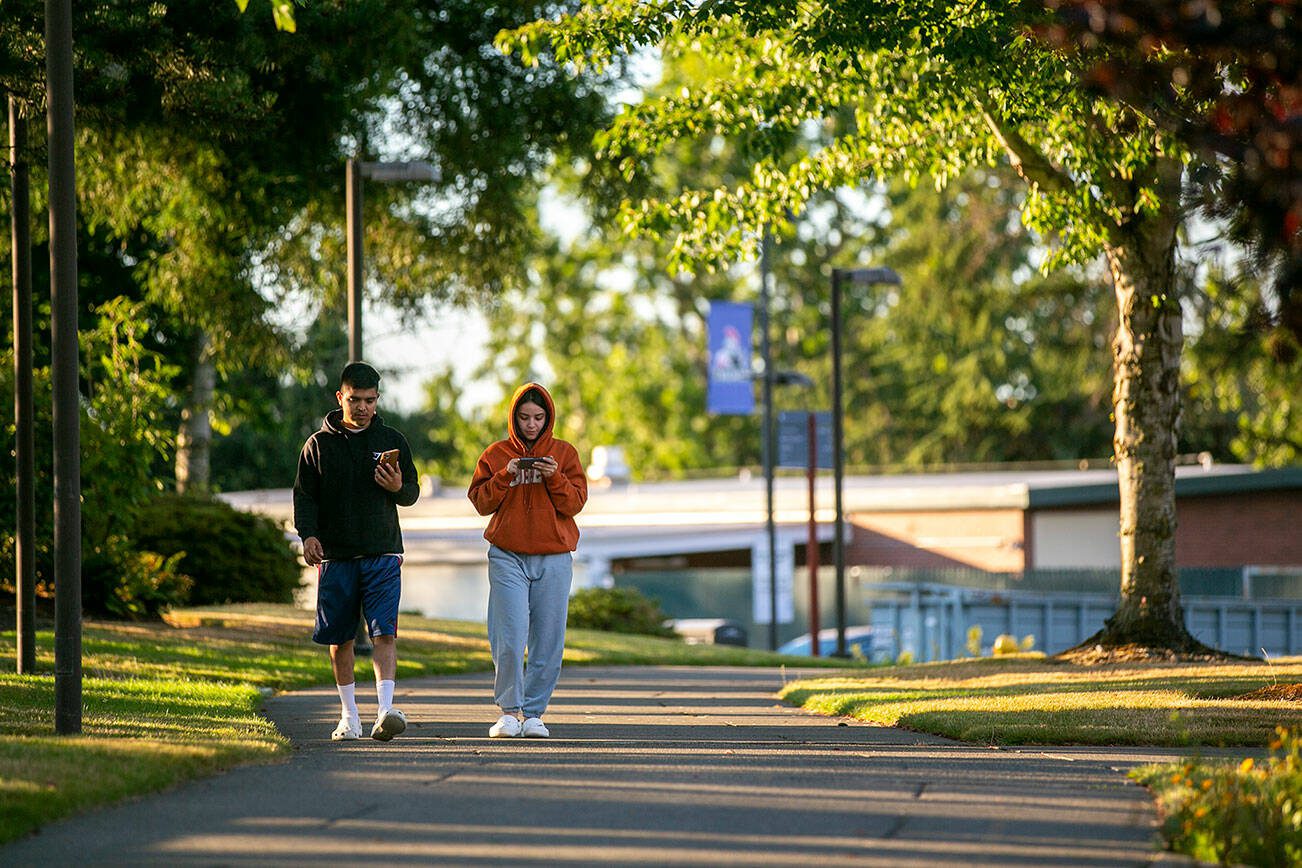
[337,385,379,429]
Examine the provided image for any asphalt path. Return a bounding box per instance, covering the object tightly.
[1,666,1198,866]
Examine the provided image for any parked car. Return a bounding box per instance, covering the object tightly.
[777,625,894,662]
[668,618,748,647]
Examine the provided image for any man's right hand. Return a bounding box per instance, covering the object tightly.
[303,536,324,566]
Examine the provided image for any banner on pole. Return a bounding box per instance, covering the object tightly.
[706,301,754,415]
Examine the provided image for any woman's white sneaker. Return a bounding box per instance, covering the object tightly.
[521,717,549,738]
[489,714,522,738]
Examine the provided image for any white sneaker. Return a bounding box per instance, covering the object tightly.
[521,717,549,738]
[332,717,361,741]
[489,714,522,738]
[371,707,407,741]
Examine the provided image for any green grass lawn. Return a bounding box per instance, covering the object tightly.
[0,603,843,844]
[778,653,1302,747]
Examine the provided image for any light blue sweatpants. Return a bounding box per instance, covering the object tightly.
[486,545,573,719]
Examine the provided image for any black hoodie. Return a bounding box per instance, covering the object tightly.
[293,409,420,560]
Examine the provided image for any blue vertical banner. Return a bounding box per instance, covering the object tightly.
[706,301,754,415]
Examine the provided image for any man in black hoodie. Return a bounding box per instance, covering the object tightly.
[294,362,420,742]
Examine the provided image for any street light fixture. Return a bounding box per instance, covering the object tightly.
[345,158,440,362]
[829,266,901,657]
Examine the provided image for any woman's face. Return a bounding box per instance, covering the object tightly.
[515,400,547,442]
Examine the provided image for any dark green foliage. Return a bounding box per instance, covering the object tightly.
[82,542,192,620]
[567,587,677,637]
[131,495,302,607]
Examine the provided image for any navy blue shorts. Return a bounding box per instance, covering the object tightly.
[312,555,403,646]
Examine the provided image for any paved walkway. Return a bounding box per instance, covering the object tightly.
[2,666,1195,866]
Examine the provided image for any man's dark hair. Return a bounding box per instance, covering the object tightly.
[340,362,381,391]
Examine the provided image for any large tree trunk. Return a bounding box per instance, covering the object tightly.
[1085,156,1209,653]
[175,331,215,495]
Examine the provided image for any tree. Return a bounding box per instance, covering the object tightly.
[500,1,1230,653]
[474,49,1121,478]
[1183,267,1302,466]
[1035,0,1300,341]
[2,1,617,492]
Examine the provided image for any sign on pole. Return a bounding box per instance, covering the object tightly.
[706,301,754,415]
[778,411,833,469]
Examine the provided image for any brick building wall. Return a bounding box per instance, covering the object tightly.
[845,508,1027,571]
[1175,491,1302,566]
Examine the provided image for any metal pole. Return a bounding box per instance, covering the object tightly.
[345,157,363,362]
[831,269,847,657]
[9,95,36,674]
[46,0,82,733]
[806,412,820,656]
[759,232,778,649]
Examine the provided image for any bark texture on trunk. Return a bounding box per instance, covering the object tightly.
[175,331,215,495]
[1090,156,1204,650]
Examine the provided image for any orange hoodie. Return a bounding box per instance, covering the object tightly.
[467,383,588,554]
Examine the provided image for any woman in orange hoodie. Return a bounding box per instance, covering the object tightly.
[468,383,588,738]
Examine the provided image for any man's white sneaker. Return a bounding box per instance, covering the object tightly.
[489,714,522,738]
[332,717,361,741]
[371,707,407,741]
[521,717,549,738]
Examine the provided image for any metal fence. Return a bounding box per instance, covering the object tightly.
[615,565,1302,659]
[857,582,1301,662]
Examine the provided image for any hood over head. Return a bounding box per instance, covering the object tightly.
[508,382,556,451]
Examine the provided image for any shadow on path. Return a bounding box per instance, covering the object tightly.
[1,666,1179,866]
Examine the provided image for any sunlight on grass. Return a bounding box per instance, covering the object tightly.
[780,657,1302,746]
[0,602,833,845]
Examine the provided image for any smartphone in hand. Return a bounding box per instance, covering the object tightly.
[517,457,546,469]
[377,449,400,469]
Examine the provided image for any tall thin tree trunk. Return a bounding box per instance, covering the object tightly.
[1088,156,1206,651]
[176,331,215,494]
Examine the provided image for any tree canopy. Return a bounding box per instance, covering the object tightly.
[496,0,1279,653]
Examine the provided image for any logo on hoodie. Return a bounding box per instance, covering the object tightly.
[510,466,544,488]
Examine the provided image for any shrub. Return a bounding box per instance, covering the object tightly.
[567,586,676,637]
[1134,726,1302,866]
[131,494,302,606]
[82,537,193,619]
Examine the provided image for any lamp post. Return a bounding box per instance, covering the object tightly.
[829,267,901,657]
[345,158,439,362]
[344,158,438,655]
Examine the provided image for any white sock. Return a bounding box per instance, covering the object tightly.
[376,679,395,714]
[337,682,359,724]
